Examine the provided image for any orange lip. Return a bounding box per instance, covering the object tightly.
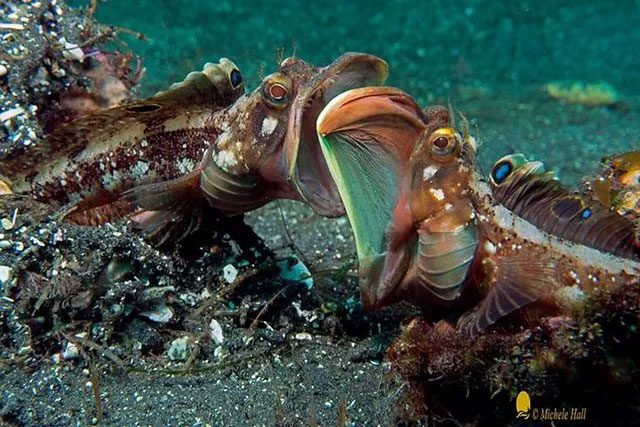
[317,86,426,137]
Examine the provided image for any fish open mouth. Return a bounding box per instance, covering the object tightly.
[283,52,388,217]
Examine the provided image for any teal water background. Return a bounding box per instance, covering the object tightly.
[71,0,640,181]
[74,1,640,96]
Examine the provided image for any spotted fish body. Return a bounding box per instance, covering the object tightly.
[1,53,388,242]
[316,86,640,335]
[461,154,640,334]
[2,58,245,226]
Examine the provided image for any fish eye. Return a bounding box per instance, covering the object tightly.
[261,74,292,109]
[229,68,243,89]
[269,83,287,99]
[491,160,513,185]
[490,154,529,185]
[428,128,458,159]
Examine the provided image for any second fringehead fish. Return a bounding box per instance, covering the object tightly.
[317,86,640,336]
[0,53,388,243]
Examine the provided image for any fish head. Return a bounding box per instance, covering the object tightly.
[315,86,435,308]
[406,122,478,223]
[214,53,389,216]
[316,86,479,310]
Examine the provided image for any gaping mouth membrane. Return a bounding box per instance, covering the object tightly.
[284,52,388,217]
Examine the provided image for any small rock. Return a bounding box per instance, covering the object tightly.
[50,62,66,78]
[167,336,189,361]
[222,264,238,283]
[0,240,11,249]
[209,319,224,345]
[0,218,12,230]
[0,64,7,77]
[294,332,313,341]
[62,342,79,360]
[277,255,313,289]
[0,266,11,283]
[17,346,31,356]
[139,285,174,302]
[140,303,173,323]
[214,345,228,360]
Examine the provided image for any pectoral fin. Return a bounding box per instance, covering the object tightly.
[123,169,207,245]
[459,253,558,336]
[61,190,137,226]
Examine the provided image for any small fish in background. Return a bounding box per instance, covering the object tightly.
[0,53,388,244]
[317,86,640,336]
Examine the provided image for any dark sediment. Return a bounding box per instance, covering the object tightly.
[1,0,640,426]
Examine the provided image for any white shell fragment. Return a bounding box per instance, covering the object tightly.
[222,264,238,283]
[0,107,24,122]
[59,37,84,62]
[1,218,13,230]
[294,332,313,341]
[209,319,224,345]
[140,304,174,323]
[62,342,80,360]
[0,23,25,31]
[0,266,11,283]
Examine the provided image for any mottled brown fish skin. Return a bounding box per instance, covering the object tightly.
[1,53,389,233]
[2,58,244,218]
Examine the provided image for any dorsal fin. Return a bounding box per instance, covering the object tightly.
[489,154,640,260]
[0,59,244,181]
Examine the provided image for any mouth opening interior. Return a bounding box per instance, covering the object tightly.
[296,63,386,216]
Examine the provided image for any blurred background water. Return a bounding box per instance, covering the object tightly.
[70,0,640,182]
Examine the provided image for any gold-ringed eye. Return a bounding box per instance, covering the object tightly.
[261,74,292,108]
[428,128,458,158]
[269,83,287,100]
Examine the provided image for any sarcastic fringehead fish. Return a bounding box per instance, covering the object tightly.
[317,86,640,336]
[0,53,388,242]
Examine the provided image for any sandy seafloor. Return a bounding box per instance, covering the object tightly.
[1,0,640,426]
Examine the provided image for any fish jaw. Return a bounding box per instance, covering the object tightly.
[316,86,434,308]
[283,53,389,216]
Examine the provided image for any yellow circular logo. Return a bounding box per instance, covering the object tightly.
[516,391,531,419]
